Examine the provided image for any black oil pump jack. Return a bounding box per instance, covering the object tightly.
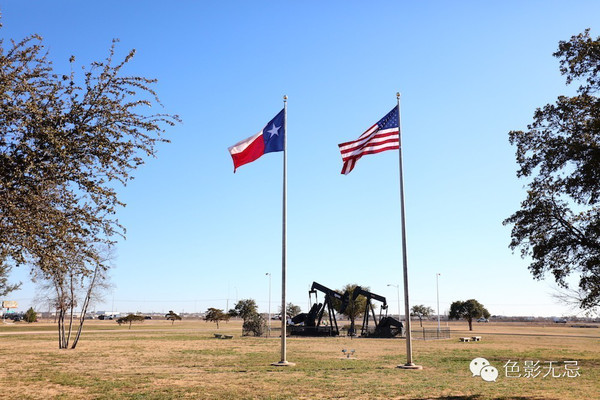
[352,286,403,338]
[289,281,343,336]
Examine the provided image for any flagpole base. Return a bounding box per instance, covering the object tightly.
[271,361,295,367]
[397,363,423,370]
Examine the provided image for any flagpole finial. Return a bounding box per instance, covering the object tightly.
[396,92,401,100]
[283,95,288,102]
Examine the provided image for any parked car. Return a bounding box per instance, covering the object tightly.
[4,313,24,321]
[477,318,489,323]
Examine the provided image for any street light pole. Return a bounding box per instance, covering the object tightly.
[266,272,272,337]
[387,283,401,321]
[226,283,230,314]
[436,273,441,332]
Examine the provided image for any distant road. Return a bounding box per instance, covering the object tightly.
[0,327,205,336]
[469,331,600,340]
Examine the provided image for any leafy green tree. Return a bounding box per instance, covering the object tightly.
[24,307,37,323]
[165,310,182,325]
[233,299,265,336]
[411,305,434,327]
[116,314,145,329]
[204,307,229,329]
[449,299,490,331]
[280,302,301,319]
[504,29,600,310]
[234,299,258,321]
[0,24,178,348]
[334,284,367,336]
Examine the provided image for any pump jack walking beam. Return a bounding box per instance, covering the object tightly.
[352,286,389,336]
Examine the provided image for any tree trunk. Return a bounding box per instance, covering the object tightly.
[66,274,75,347]
[56,283,68,349]
[468,317,473,331]
[71,264,100,349]
[59,308,68,349]
[57,309,65,349]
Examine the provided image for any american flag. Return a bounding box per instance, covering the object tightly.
[338,106,400,175]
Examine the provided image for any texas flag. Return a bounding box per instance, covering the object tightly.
[228,109,285,172]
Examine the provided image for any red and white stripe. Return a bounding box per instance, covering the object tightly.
[338,126,399,175]
[228,131,265,172]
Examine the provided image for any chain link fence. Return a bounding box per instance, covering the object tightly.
[410,327,450,340]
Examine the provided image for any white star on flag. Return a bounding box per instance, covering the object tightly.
[267,123,280,137]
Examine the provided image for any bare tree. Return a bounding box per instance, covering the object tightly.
[70,247,114,348]
[552,286,599,318]
[34,245,113,349]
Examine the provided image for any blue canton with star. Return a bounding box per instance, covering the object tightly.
[263,108,285,154]
[377,106,399,130]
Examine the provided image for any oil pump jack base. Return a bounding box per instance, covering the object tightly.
[271,361,296,367]
[397,363,423,370]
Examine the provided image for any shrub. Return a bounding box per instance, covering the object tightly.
[24,307,37,323]
[242,313,265,337]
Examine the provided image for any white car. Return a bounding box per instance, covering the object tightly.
[477,318,489,323]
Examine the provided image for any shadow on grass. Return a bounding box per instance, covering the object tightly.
[418,396,549,400]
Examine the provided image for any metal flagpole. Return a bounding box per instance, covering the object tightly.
[272,95,294,366]
[436,273,441,333]
[396,92,422,370]
[266,272,271,337]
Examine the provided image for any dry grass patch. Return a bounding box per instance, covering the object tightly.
[0,320,597,399]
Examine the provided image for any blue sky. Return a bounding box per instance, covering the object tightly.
[3,1,599,317]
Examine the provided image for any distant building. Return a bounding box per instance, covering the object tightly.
[96,311,121,319]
